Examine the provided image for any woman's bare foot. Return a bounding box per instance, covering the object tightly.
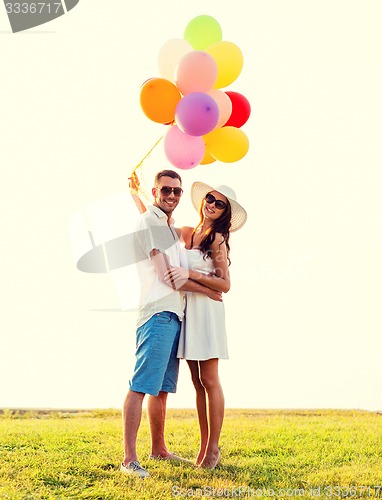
[200,448,220,470]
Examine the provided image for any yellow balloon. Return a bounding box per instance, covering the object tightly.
[200,148,216,165]
[206,41,244,89]
[205,126,249,163]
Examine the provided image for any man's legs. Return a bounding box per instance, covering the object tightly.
[147,314,181,458]
[125,312,181,463]
[122,389,145,465]
[148,391,169,457]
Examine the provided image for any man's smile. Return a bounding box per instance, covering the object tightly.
[164,199,176,207]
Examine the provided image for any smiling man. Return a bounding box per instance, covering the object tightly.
[121,170,222,478]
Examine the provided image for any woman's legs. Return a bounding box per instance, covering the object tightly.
[199,358,224,468]
[187,360,209,465]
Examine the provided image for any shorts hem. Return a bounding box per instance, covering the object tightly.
[129,384,159,397]
[160,386,177,394]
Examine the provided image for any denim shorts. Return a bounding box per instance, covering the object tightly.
[129,311,181,396]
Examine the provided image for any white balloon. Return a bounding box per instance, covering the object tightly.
[158,38,193,82]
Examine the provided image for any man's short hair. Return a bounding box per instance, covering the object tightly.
[154,170,182,186]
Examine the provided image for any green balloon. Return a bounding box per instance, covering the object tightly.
[184,15,223,50]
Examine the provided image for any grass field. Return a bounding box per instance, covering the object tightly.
[0,409,381,499]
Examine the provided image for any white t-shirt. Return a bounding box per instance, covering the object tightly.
[134,205,185,328]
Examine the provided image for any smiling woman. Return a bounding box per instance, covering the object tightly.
[162,181,248,468]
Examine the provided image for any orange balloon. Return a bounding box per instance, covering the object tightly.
[140,78,182,124]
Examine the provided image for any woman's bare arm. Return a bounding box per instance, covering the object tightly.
[164,233,231,293]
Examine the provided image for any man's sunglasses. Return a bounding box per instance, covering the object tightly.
[159,186,183,197]
[205,193,227,210]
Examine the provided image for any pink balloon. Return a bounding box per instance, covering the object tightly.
[208,89,233,128]
[175,92,219,136]
[175,51,218,95]
[164,125,205,169]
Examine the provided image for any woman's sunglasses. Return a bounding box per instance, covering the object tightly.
[159,186,183,197]
[204,193,227,210]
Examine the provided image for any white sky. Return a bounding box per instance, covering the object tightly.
[0,0,381,411]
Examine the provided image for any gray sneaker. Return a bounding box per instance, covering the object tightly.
[120,461,150,478]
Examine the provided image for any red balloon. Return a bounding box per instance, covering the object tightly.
[224,91,251,128]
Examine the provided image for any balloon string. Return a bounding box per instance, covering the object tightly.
[131,135,163,175]
[130,135,164,202]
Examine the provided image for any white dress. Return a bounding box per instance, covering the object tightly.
[177,248,228,360]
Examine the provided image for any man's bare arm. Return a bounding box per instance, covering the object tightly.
[150,249,222,302]
[150,249,176,289]
[178,277,222,302]
[129,172,147,214]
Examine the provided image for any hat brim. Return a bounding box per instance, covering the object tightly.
[191,182,247,232]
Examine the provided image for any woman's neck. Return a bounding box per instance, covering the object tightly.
[191,221,213,249]
[199,219,213,233]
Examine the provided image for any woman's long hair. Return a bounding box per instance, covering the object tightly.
[190,194,232,266]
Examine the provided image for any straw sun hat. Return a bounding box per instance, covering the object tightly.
[191,182,247,232]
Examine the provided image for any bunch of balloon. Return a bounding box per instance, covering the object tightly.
[140,15,251,170]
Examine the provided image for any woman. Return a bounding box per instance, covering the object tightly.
[164,182,247,469]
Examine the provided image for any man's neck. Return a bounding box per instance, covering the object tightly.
[153,203,173,224]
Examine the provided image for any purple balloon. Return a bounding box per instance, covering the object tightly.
[175,92,219,136]
[164,125,205,169]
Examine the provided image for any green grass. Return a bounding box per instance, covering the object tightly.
[0,409,381,499]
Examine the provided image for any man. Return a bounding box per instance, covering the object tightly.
[121,170,222,478]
